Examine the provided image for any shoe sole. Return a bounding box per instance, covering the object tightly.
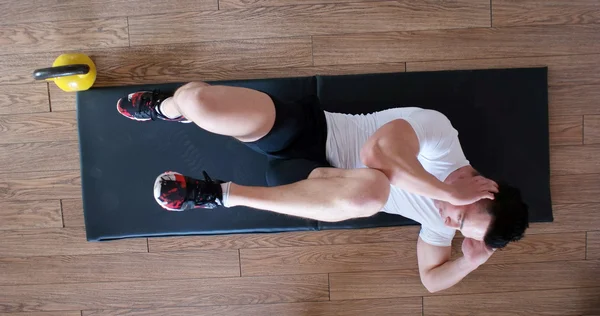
[116,97,151,122]
[154,171,184,211]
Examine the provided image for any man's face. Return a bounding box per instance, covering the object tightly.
[434,200,492,240]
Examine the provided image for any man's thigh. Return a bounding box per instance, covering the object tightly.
[244,95,328,162]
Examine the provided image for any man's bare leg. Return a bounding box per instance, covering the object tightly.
[227,167,390,222]
[160,82,276,142]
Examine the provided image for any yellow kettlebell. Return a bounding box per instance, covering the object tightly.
[33,53,96,92]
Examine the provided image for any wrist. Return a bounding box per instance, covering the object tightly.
[440,182,456,203]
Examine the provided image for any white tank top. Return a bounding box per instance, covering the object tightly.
[324,107,470,247]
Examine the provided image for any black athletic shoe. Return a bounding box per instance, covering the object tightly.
[153,171,224,211]
[117,90,190,123]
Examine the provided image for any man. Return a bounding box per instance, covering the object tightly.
[117,82,529,293]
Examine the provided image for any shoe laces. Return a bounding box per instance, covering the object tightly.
[188,171,221,206]
[136,90,162,120]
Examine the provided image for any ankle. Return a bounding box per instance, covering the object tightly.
[220,182,232,207]
[223,182,246,207]
[158,97,183,119]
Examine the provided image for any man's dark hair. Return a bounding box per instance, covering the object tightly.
[482,183,529,249]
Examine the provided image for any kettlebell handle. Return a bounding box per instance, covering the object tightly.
[33,64,90,80]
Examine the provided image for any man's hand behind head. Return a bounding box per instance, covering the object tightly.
[448,176,498,206]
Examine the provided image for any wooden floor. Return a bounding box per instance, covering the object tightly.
[1,0,599,315]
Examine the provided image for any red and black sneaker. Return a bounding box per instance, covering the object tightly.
[117,90,190,123]
[153,171,224,211]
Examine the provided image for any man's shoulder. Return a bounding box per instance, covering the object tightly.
[419,222,456,247]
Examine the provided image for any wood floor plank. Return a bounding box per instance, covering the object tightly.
[129,1,490,46]
[149,226,420,251]
[101,62,406,87]
[0,170,81,200]
[313,24,600,65]
[424,287,600,316]
[61,199,84,227]
[240,242,417,276]
[0,37,344,87]
[588,231,600,260]
[0,250,240,285]
[0,0,217,25]
[0,274,328,313]
[493,0,600,27]
[550,84,600,116]
[527,203,600,234]
[89,37,313,87]
[330,260,600,300]
[0,111,77,144]
[552,144,600,175]
[0,228,147,258]
[331,268,425,300]
[450,233,586,265]
[0,141,79,174]
[94,62,407,87]
[0,18,128,56]
[407,54,600,87]
[48,85,76,112]
[584,115,600,144]
[220,0,383,9]
[83,297,422,316]
[549,116,583,146]
[0,312,82,316]
[0,84,49,115]
[0,52,57,85]
[551,174,600,204]
[0,200,62,230]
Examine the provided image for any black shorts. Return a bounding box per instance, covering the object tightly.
[243,94,331,186]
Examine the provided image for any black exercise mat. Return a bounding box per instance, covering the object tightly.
[77,68,550,241]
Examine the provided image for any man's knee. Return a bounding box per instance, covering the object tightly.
[342,169,390,217]
[173,83,216,115]
[174,82,210,98]
[308,167,344,179]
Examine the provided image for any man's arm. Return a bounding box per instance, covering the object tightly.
[417,236,495,293]
[360,119,453,202]
[360,119,495,205]
[417,237,478,293]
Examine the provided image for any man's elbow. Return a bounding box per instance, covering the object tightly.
[360,139,395,172]
[424,285,442,294]
[420,274,443,293]
[360,143,399,185]
[359,138,382,168]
